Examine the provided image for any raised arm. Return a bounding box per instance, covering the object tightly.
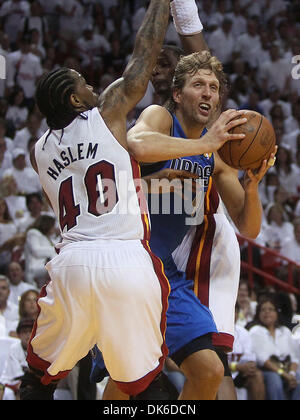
[171,0,209,54]
[100,0,170,118]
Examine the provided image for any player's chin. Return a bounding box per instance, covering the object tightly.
[196,113,209,125]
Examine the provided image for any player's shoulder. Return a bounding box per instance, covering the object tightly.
[137,105,172,129]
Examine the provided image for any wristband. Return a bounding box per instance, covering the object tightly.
[230,362,237,372]
[170,0,203,35]
[277,368,284,376]
[289,371,296,377]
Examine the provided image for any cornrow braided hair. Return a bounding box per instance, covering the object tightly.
[36,67,87,149]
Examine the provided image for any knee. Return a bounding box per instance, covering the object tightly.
[184,351,224,386]
[204,359,224,386]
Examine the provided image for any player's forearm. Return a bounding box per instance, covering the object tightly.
[179,33,209,54]
[128,131,211,163]
[123,0,169,98]
[235,189,263,239]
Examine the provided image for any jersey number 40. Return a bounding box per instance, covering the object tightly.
[58,160,118,231]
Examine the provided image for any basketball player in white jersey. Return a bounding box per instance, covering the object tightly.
[19,0,172,400]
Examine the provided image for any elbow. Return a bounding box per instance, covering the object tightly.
[127,135,146,162]
[128,132,155,163]
[239,227,260,240]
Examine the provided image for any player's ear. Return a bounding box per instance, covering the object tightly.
[70,93,82,110]
[173,88,181,104]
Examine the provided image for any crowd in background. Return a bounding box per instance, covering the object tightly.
[0,0,300,400]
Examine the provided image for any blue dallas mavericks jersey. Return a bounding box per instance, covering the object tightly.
[148,113,214,262]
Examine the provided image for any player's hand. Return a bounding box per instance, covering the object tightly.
[243,146,278,191]
[203,109,247,152]
[282,372,298,390]
[238,361,257,377]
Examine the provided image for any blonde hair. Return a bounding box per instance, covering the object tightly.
[166,51,228,113]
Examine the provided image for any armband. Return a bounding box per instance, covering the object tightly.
[170,0,203,35]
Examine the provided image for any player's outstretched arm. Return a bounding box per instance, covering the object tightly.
[171,0,209,54]
[128,106,247,162]
[100,0,170,117]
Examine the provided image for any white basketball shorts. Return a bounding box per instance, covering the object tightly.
[27,239,170,395]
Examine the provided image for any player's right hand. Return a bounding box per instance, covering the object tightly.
[203,109,247,152]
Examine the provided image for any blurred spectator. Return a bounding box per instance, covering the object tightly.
[239,0,266,18]
[273,186,294,222]
[282,129,300,158]
[0,275,19,336]
[24,215,56,285]
[258,171,280,209]
[0,197,24,274]
[275,291,298,331]
[6,86,28,130]
[233,19,261,68]
[240,89,264,114]
[16,192,44,233]
[19,1,51,48]
[18,289,38,320]
[56,0,84,53]
[0,174,27,221]
[0,0,30,47]
[14,112,43,153]
[228,303,265,400]
[236,279,257,328]
[225,0,247,38]
[280,218,300,287]
[7,262,34,307]
[274,145,300,196]
[0,118,12,152]
[0,317,34,400]
[260,85,291,121]
[0,312,6,337]
[6,34,43,109]
[2,148,42,195]
[258,43,291,94]
[76,23,111,70]
[208,18,235,67]
[249,296,300,400]
[284,99,300,134]
[198,1,217,32]
[0,136,12,180]
[261,203,294,252]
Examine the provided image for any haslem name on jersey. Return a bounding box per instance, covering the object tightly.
[46,142,99,181]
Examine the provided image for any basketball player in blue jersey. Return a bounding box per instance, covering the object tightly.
[92,54,276,402]
[18,0,172,400]
[127,51,277,400]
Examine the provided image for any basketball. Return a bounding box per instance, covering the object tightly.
[218,110,276,170]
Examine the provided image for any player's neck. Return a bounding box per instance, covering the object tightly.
[174,110,205,139]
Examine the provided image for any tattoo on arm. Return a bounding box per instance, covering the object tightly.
[102,0,170,114]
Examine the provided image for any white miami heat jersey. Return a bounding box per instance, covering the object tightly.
[35,108,150,248]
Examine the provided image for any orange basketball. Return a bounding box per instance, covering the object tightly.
[218,110,276,170]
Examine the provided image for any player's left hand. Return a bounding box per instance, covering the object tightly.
[243,145,277,191]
